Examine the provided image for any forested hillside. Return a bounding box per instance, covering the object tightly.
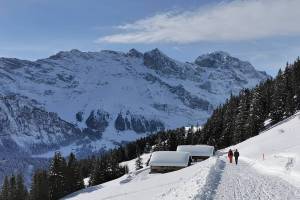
[198,58,300,148]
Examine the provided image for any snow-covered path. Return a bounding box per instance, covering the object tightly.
[208,157,300,200]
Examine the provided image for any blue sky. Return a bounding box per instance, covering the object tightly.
[1,0,300,76]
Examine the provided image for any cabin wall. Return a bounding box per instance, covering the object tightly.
[150,166,185,173]
[191,156,210,162]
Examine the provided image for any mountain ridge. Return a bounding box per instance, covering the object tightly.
[0,48,270,154]
[0,48,269,183]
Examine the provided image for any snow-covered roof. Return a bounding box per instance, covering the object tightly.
[184,126,202,133]
[149,151,190,167]
[176,145,214,157]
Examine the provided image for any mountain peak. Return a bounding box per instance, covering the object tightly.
[195,51,232,62]
[143,48,175,63]
[145,48,166,57]
[127,48,143,58]
[209,51,231,57]
[48,49,86,60]
[194,51,250,69]
[70,49,82,54]
[143,48,179,72]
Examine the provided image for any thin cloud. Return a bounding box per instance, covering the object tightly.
[97,0,300,44]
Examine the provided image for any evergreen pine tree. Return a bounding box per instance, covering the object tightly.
[284,67,296,116]
[15,174,28,200]
[135,154,143,170]
[89,158,107,186]
[219,96,238,148]
[208,107,224,148]
[247,86,266,137]
[123,164,129,174]
[66,153,84,194]
[233,89,251,144]
[271,69,286,123]
[30,170,49,200]
[152,136,163,152]
[185,128,193,145]
[293,59,300,110]
[144,143,151,153]
[48,152,67,200]
[0,176,10,200]
[9,175,17,200]
[106,154,115,181]
[168,132,177,151]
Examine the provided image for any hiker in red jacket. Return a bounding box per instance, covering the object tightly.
[228,149,233,163]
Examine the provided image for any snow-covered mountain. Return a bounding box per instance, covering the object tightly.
[64,112,300,200]
[0,48,269,181]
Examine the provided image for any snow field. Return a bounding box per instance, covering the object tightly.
[120,153,151,172]
[227,111,300,187]
[213,158,300,200]
[64,157,217,200]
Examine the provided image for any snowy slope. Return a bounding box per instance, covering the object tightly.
[212,158,300,200]
[64,112,300,200]
[228,111,300,187]
[64,158,218,200]
[120,153,151,172]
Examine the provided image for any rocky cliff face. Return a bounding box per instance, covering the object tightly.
[0,95,82,154]
[0,48,269,182]
[114,112,164,133]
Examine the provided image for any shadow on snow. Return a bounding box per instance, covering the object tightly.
[195,158,226,200]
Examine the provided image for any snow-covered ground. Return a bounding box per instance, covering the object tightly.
[64,112,300,200]
[120,153,151,172]
[227,111,300,187]
[213,158,300,200]
[64,158,218,200]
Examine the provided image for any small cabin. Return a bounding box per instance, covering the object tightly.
[149,151,191,173]
[184,126,202,133]
[176,145,214,162]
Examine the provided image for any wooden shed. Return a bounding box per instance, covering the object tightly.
[176,145,214,162]
[149,151,191,173]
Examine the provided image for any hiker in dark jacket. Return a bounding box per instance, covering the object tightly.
[234,149,240,165]
[228,149,233,163]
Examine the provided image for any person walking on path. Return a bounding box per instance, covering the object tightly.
[228,149,233,163]
[234,149,240,165]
